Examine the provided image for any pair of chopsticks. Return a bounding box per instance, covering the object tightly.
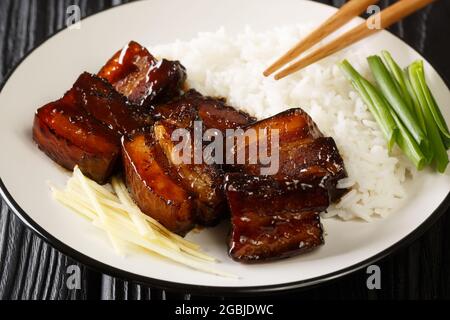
[264,0,437,80]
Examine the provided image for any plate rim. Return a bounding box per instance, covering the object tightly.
[0,0,449,295]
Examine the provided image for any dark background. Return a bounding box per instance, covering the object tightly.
[0,0,449,300]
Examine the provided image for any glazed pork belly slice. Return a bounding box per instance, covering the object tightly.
[33,99,120,184]
[72,72,153,136]
[244,136,347,202]
[122,132,195,235]
[33,71,154,184]
[225,173,328,262]
[281,137,347,201]
[150,90,255,224]
[98,41,187,106]
[154,120,226,225]
[242,108,323,144]
[153,89,256,131]
[234,108,348,202]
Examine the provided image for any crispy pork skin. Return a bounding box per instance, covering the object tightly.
[98,41,186,106]
[71,72,153,136]
[122,133,195,235]
[154,121,226,225]
[153,89,256,131]
[225,173,327,262]
[33,100,120,184]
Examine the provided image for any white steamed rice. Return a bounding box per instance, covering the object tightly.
[151,25,419,221]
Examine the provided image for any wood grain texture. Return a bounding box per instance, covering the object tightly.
[0,0,449,300]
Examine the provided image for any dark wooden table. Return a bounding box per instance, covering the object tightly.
[1,0,449,300]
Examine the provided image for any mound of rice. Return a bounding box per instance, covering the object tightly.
[152,26,418,221]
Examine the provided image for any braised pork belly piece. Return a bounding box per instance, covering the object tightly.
[98,41,186,106]
[33,97,120,185]
[71,72,153,136]
[223,108,348,261]
[149,90,255,224]
[153,89,256,131]
[33,71,154,184]
[234,108,348,202]
[225,173,328,262]
[154,120,226,225]
[122,132,195,235]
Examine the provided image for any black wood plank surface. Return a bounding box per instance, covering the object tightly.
[0,0,449,300]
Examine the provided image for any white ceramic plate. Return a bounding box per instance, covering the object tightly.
[1,0,449,294]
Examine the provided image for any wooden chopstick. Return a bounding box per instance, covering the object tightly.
[273,0,436,80]
[263,0,381,77]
